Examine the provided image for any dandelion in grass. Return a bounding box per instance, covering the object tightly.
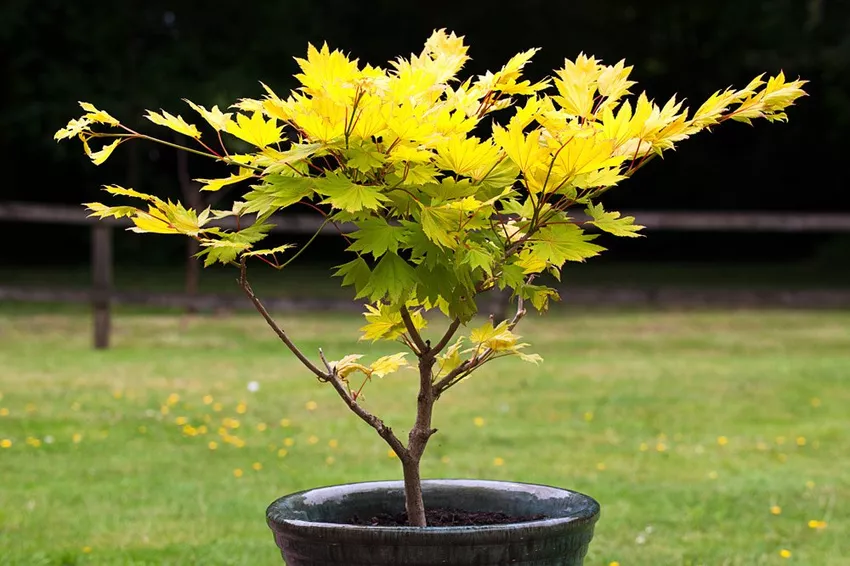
[639,442,648,452]
[256,423,267,432]
[810,397,821,407]
[656,442,667,452]
[387,450,397,459]
[441,456,450,463]
[167,393,180,405]
[807,519,827,530]
[112,390,123,399]
[596,462,606,471]
[305,400,318,411]
[236,401,247,414]
[770,505,782,515]
[493,457,505,466]
[308,435,319,445]
[203,395,213,405]
[208,441,218,450]
[175,416,188,426]
[82,546,92,554]
[25,437,41,448]
[278,448,288,458]
[212,402,223,412]
[284,438,295,447]
[609,562,620,566]
[252,462,262,471]
[806,480,815,489]
[328,439,338,448]
[473,416,485,427]
[584,411,594,422]
[0,439,11,448]
[25,403,36,413]
[72,433,82,443]
[776,436,786,445]
[160,405,169,416]
[796,436,806,446]
[233,468,243,478]
[779,549,791,559]
[326,456,335,465]
[717,436,728,446]
[0,408,8,417]
[279,418,291,427]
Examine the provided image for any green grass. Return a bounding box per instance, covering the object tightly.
[1,308,848,565]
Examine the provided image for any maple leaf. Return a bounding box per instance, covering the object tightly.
[359,303,408,341]
[434,135,501,177]
[419,206,460,248]
[370,353,409,377]
[529,223,605,267]
[226,111,283,148]
[333,257,372,295]
[196,171,254,192]
[585,203,644,237]
[315,171,389,212]
[145,109,201,139]
[242,176,314,215]
[344,144,386,173]
[242,244,296,258]
[183,100,232,132]
[347,219,407,259]
[79,101,119,125]
[84,138,123,166]
[357,252,418,303]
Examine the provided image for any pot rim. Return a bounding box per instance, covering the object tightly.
[267,478,600,534]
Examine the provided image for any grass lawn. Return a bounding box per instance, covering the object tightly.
[0,307,848,565]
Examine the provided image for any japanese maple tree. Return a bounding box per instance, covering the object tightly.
[56,30,806,526]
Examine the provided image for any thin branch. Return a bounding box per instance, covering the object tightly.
[433,279,531,396]
[238,258,329,381]
[318,348,333,374]
[324,370,408,458]
[429,318,461,357]
[400,306,428,356]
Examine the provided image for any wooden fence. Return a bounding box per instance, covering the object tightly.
[2,201,850,349]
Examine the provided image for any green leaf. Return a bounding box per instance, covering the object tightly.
[315,171,389,212]
[347,219,407,259]
[497,262,526,290]
[419,206,460,249]
[344,143,386,173]
[332,257,372,295]
[420,178,476,203]
[585,202,645,237]
[475,157,520,193]
[242,175,314,215]
[243,244,296,258]
[358,252,418,303]
[460,244,495,276]
[529,223,605,266]
[264,142,324,174]
[522,284,561,311]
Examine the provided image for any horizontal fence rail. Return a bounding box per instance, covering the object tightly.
[3,202,850,232]
[2,201,849,349]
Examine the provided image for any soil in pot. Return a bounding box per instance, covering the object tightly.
[349,508,547,526]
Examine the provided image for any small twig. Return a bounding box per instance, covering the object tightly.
[433,277,531,396]
[239,258,329,381]
[318,348,333,374]
[400,306,428,357]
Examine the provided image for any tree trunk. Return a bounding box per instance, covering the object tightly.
[402,356,437,527]
[401,456,426,527]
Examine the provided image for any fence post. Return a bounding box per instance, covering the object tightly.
[91,224,113,349]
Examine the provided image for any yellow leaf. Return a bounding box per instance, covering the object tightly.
[435,337,465,378]
[145,109,201,139]
[79,101,119,125]
[196,171,254,192]
[434,135,500,177]
[184,100,232,131]
[226,111,283,148]
[54,117,91,141]
[359,304,407,342]
[330,354,368,379]
[370,353,408,378]
[85,139,123,166]
[492,124,546,175]
[469,320,517,352]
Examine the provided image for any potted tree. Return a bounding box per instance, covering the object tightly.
[56,30,806,565]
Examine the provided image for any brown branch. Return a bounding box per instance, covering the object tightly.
[429,318,461,357]
[433,280,530,396]
[324,369,408,458]
[400,306,428,356]
[238,258,329,381]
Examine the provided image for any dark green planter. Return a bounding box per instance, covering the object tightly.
[267,479,600,565]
